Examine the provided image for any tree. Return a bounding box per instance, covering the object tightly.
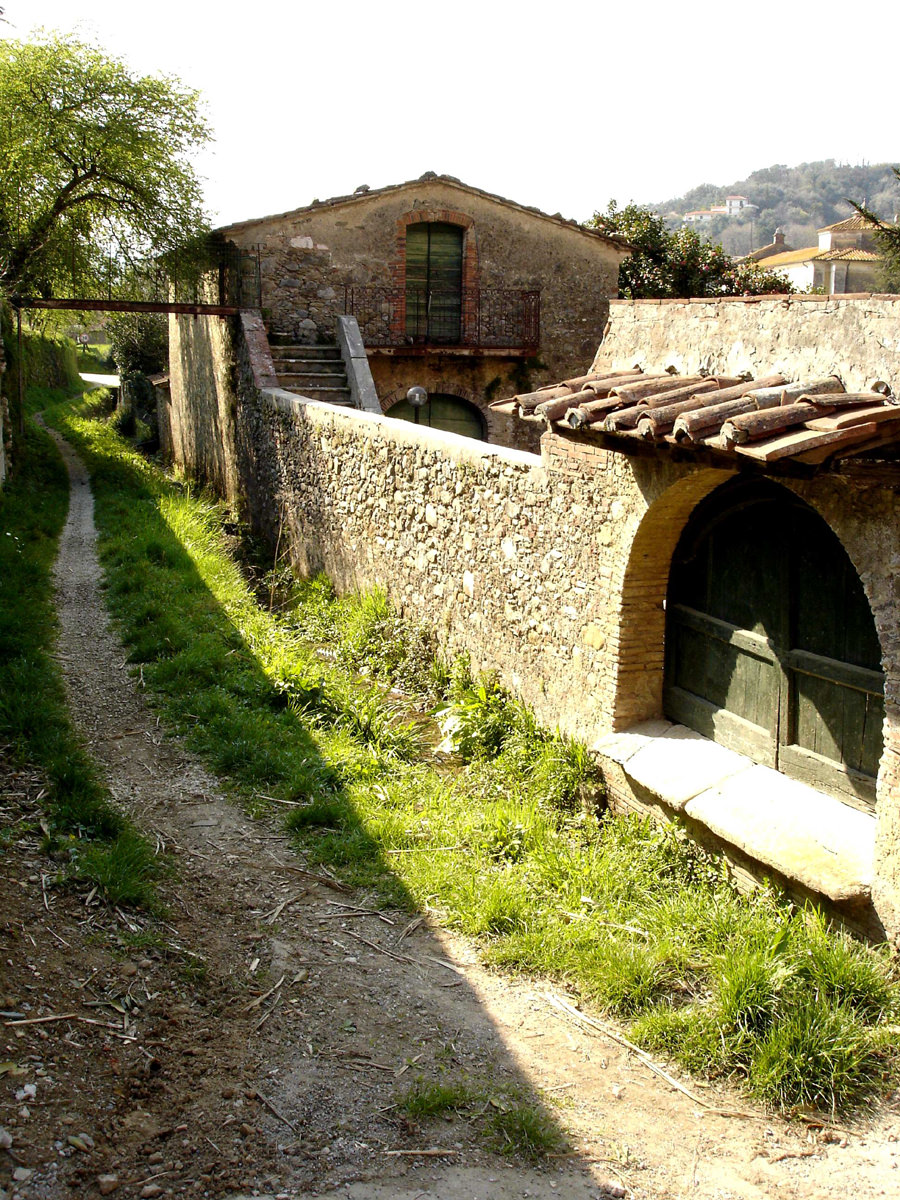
[590,202,792,299]
[0,31,211,296]
[851,167,900,293]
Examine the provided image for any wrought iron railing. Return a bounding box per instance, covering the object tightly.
[343,286,540,350]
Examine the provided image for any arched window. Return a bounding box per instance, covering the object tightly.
[664,479,884,809]
[386,393,486,441]
[405,223,464,344]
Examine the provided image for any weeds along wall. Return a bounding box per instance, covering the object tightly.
[0,303,82,481]
[169,311,695,744]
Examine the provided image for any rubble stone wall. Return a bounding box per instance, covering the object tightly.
[167,309,900,938]
[594,294,900,394]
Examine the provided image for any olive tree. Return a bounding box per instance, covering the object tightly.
[0,31,211,296]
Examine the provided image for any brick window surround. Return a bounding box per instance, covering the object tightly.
[391,209,479,342]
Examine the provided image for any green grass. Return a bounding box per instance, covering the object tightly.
[40,393,900,1116]
[397,1080,480,1119]
[395,1080,566,1160]
[0,406,160,907]
[486,1102,567,1160]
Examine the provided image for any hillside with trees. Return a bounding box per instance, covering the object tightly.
[655,161,900,256]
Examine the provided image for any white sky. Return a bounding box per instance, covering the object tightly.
[8,1,900,228]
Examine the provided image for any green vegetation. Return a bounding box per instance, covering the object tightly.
[1,303,83,432]
[592,202,791,298]
[0,31,210,296]
[0,405,159,906]
[396,1080,566,1160]
[41,394,900,1114]
[853,167,900,292]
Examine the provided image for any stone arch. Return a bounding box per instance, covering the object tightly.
[610,468,891,799]
[380,380,495,442]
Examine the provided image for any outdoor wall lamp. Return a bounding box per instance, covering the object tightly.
[407,385,428,424]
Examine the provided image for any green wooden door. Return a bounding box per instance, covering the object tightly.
[386,393,485,441]
[664,481,883,808]
[405,223,464,343]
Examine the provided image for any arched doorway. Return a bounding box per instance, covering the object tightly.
[664,479,884,808]
[386,392,486,441]
[405,223,464,344]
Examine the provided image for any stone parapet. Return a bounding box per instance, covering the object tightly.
[595,295,900,395]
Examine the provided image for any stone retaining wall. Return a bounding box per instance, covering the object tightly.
[167,303,900,938]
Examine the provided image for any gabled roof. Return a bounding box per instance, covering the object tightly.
[218,172,631,250]
[818,247,881,263]
[491,367,900,470]
[818,213,878,233]
[743,238,794,263]
[754,247,821,267]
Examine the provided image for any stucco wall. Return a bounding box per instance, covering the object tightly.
[594,294,900,393]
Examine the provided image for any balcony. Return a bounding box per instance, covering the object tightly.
[343,286,540,352]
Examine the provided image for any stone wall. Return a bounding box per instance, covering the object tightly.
[594,294,900,393]
[166,306,900,937]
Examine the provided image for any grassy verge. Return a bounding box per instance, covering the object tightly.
[0,406,160,906]
[45,393,900,1116]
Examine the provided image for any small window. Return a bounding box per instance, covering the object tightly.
[664,480,884,810]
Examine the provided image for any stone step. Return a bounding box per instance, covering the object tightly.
[273,359,344,370]
[280,384,352,397]
[270,343,340,357]
[276,370,346,381]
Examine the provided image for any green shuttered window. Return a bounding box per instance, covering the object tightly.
[405,223,464,343]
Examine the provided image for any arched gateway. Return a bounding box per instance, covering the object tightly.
[664,479,884,809]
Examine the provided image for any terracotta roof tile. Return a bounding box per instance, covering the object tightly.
[817,247,882,262]
[818,213,878,233]
[491,367,900,468]
[755,247,821,267]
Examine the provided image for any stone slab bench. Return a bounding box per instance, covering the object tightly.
[593,720,874,908]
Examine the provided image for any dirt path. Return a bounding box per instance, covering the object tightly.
[3,433,900,1200]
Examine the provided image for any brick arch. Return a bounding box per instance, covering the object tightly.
[393,208,479,288]
[380,381,492,442]
[611,470,892,782]
[609,468,732,731]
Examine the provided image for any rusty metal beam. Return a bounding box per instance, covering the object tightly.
[10,296,242,316]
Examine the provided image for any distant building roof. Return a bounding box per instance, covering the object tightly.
[818,213,878,234]
[744,230,792,263]
[755,247,822,267]
[818,247,881,263]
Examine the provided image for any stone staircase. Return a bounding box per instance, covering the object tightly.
[268,340,353,406]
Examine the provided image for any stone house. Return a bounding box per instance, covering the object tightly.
[215,173,629,450]
[758,214,883,292]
